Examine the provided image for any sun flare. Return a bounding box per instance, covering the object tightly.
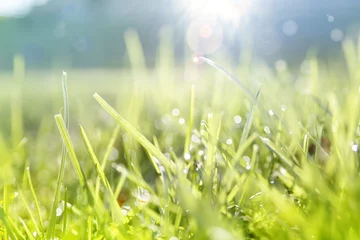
[182,0,252,22]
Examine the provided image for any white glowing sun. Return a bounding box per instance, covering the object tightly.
[182,0,252,22]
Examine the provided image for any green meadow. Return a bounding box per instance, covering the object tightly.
[1,32,360,239]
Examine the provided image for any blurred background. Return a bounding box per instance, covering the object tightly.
[1,0,360,70]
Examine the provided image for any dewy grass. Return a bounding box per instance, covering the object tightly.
[2,33,360,239]
[47,72,69,239]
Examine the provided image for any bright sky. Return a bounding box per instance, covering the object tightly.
[0,0,48,17]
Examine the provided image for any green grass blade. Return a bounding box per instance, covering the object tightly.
[79,125,123,221]
[11,55,25,150]
[199,56,254,99]
[95,124,121,200]
[18,217,35,240]
[93,93,174,173]
[62,189,68,236]
[54,114,86,187]
[260,137,300,177]
[184,85,195,158]
[3,185,9,239]
[87,216,92,240]
[62,72,69,129]
[47,72,70,238]
[0,207,17,240]
[239,88,261,146]
[79,125,114,194]
[17,188,40,234]
[25,166,44,231]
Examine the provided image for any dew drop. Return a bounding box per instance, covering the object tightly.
[264,126,271,134]
[352,143,358,152]
[191,134,201,143]
[56,208,63,217]
[184,153,191,160]
[234,115,242,124]
[108,147,119,161]
[172,108,180,117]
[279,167,287,175]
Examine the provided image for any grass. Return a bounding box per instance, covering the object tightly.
[1,31,360,239]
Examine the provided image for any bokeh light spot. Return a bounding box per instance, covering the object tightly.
[330,28,344,42]
[282,20,298,36]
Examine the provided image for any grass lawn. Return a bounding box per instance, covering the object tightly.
[1,35,360,239]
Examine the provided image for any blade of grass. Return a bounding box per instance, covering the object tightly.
[18,217,35,240]
[25,166,44,231]
[62,189,68,236]
[17,188,40,234]
[11,55,25,150]
[199,56,254,99]
[55,115,86,187]
[47,72,69,238]
[87,216,92,240]
[95,124,121,200]
[3,185,9,240]
[93,93,174,174]
[8,218,25,240]
[240,88,261,146]
[80,124,126,222]
[260,137,300,178]
[184,85,195,157]
[80,125,114,194]
[0,207,17,240]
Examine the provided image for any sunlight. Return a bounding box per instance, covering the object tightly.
[182,0,252,22]
[0,0,47,17]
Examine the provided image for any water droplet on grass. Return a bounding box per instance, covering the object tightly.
[234,115,242,124]
[56,208,63,216]
[172,108,180,117]
[191,134,201,143]
[108,147,119,161]
[226,138,233,145]
[135,188,151,204]
[352,143,358,152]
[184,153,191,160]
[264,126,271,134]
[279,167,287,175]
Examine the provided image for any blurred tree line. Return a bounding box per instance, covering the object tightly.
[0,0,360,70]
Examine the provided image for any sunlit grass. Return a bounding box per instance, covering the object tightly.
[1,31,360,239]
